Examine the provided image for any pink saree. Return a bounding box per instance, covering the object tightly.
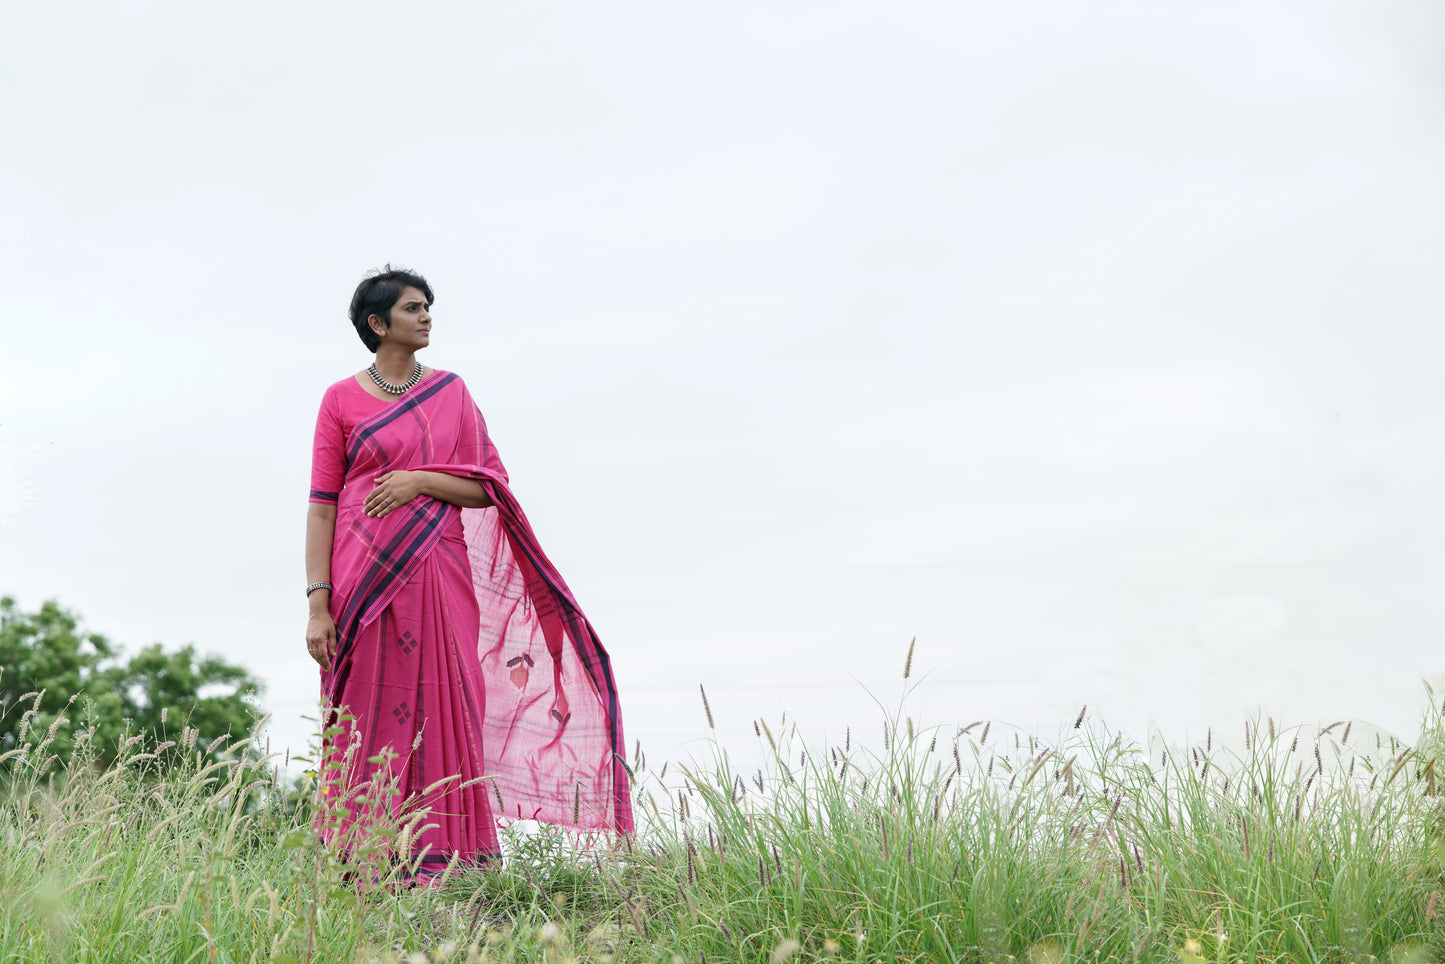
[309,370,633,882]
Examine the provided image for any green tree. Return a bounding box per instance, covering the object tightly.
[0,596,263,766]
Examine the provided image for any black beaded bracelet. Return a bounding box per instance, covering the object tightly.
[305,582,333,597]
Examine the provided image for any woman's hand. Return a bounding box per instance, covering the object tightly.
[306,610,337,670]
[364,470,424,517]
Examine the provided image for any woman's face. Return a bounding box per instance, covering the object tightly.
[373,286,432,350]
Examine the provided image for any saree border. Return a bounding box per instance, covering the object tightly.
[345,370,458,465]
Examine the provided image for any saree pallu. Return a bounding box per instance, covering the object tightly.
[315,371,633,882]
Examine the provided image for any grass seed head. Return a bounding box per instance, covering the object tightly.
[1028,942,1064,964]
[699,684,715,729]
[770,938,802,964]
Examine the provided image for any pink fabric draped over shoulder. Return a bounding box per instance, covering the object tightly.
[309,370,633,876]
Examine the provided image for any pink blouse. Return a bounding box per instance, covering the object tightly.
[309,373,443,506]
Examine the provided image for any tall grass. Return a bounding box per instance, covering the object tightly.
[556,676,1444,964]
[0,695,438,963]
[2,663,1443,962]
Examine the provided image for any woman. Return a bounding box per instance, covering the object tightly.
[304,266,633,883]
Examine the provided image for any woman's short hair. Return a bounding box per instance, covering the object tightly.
[349,265,434,352]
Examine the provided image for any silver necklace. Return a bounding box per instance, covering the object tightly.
[367,361,425,395]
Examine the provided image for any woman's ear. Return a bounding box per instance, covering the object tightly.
[369,313,388,337]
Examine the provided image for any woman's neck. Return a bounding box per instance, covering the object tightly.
[372,346,419,383]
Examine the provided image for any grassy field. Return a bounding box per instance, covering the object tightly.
[2,660,1443,963]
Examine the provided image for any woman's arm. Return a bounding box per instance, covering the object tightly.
[415,471,493,508]
[305,502,338,669]
[363,470,492,517]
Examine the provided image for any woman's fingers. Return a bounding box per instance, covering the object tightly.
[364,486,412,516]
[306,618,337,667]
[364,472,424,516]
[364,474,387,515]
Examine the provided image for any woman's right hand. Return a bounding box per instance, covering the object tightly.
[306,610,337,670]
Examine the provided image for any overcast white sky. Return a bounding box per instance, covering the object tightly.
[3,1,1444,769]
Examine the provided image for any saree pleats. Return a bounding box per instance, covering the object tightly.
[320,530,500,883]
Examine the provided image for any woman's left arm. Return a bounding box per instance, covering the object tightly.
[364,470,492,517]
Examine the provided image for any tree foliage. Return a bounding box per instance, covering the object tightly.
[0,596,263,766]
